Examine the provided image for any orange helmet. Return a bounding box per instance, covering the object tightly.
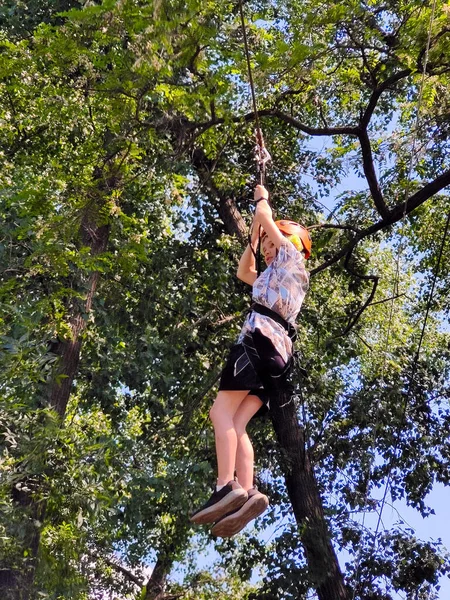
[275,220,312,259]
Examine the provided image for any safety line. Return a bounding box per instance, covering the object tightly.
[239,0,264,275]
[352,0,438,595]
[371,0,439,540]
[373,207,450,538]
[238,1,264,151]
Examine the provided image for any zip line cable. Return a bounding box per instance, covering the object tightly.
[351,1,438,594]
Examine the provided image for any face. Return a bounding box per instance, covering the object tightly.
[262,236,276,266]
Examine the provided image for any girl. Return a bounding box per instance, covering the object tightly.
[190,184,311,537]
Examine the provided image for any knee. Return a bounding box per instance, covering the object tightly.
[209,403,225,427]
[209,404,218,425]
[233,421,247,439]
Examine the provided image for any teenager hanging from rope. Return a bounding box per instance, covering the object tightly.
[190,183,311,537]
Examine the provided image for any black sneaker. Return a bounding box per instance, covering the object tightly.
[211,486,269,538]
[190,480,248,525]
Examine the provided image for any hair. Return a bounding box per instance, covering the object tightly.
[286,233,304,253]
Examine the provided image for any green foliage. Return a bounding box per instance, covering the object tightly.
[1,0,450,599]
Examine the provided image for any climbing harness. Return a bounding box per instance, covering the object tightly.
[250,302,297,342]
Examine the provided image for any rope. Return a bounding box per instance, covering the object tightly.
[352,1,438,594]
[238,0,271,186]
[350,204,449,594]
[239,0,265,276]
[373,207,450,535]
[238,2,262,144]
[371,0,439,536]
[246,226,263,278]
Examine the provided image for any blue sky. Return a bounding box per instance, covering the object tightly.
[171,122,450,596]
[370,482,450,597]
[309,139,450,597]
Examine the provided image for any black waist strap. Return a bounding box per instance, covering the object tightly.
[250,303,297,342]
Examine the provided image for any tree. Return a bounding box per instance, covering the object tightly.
[1,1,450,599]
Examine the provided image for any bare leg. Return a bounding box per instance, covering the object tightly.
[209,390,250,486]
[233,394,263,491]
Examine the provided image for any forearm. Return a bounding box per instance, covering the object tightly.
[255,201,285,249]
[237,217,261,283]
[238,239,257,274]
[254,205,273,232]
[253,185,276,238]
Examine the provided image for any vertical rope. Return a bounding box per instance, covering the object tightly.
[373,207,450,538]
[238,0,270,186]
[352,0,438,594]
[238,0,267,275]
[371,0,438,540]
[238,1,263,141]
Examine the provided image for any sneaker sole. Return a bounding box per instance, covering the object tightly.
[211,494,269,537]
[190,489,248,525]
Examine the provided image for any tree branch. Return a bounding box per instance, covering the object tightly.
[417,26,450,73]
[358,127,390,219]
[368,293,407,307]
[311,240,357,276]
[311,167,450,276]
[338,250,379,337]
[308,223,362,233]
[90,553,144,587]
[252,108,359,137]
[360,69,412,128]
[387,168,450,224]
[191,147,248,243]
[189,108,359,137]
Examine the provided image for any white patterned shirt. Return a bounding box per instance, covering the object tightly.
[237,239,309,362]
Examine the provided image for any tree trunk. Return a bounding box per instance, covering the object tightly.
[2,201,111,600]
[217,188,350,599]
[217,195,248,243]
[144,553,174,600]
[191,146,248,243]
[0,495,44,600]
[270,391,349,600]
[49,217,110,417]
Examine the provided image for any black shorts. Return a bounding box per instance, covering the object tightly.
[219,329,291,408]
